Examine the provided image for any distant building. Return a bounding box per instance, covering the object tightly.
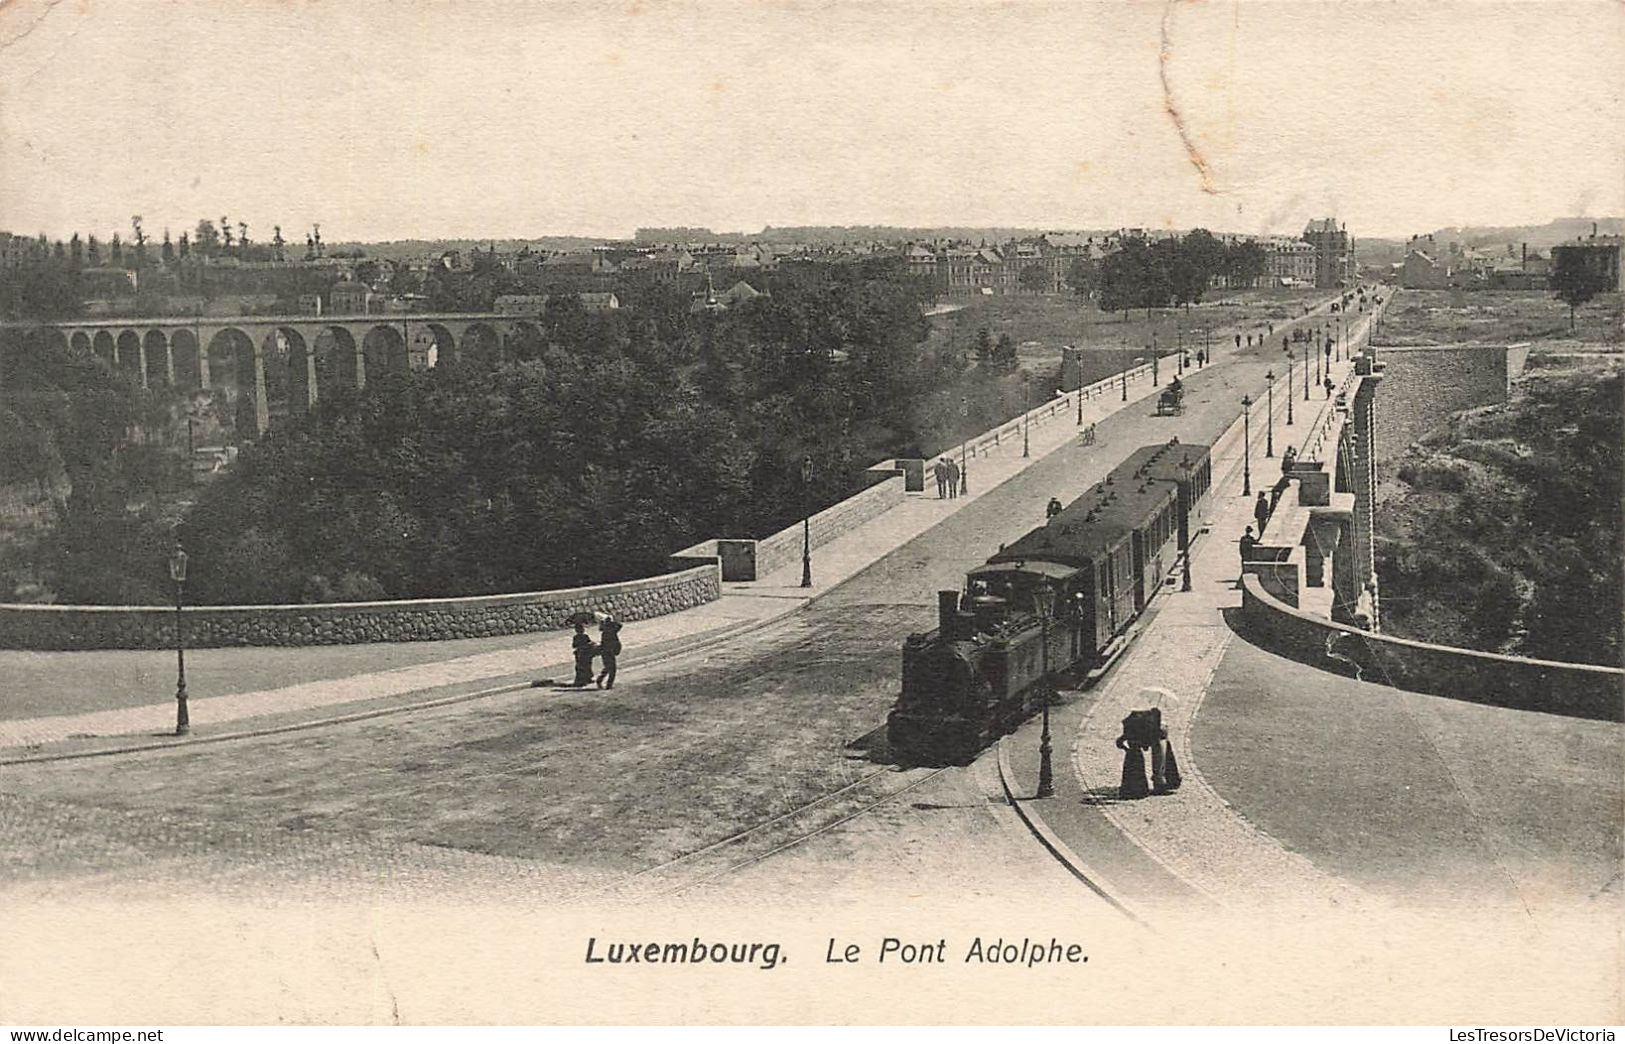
[1401,250,1449,289]
[329,280,374,314]
[0,231,33,269]
[1551,232,1624,292]
[494,294,551,314]
[579,291,620,312]
[1303,218,1356,288]
[1263,237,1316,286]
[690,278,764,313]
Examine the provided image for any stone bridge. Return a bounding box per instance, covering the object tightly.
[0,312,558,437]
[1245,350,1382,630]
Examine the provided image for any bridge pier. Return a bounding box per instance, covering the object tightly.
[250,337,270,436]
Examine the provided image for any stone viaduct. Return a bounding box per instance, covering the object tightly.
[0,312,557,437]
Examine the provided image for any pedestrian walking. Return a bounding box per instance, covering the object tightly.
[595,614,622,689]
[1254,491,1270,535]
[1324,376,1335,399]
[1046,497,1063,522]
[933,458,948,499]
[570,622,597,688]
[1239,525,1257,566]
[945,458,960,499]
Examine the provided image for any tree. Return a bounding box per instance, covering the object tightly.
[109,233,123,266]
[68,233,82,268]
[1017,265,1049,294]
[131,216,147,267]
[178,230,191,259]
[1096,249,1136,317]
[992,333,1018,370]
[1181,229,1227,301]
[194,220,219,257]
[1067,257,1098,298]
[86,235,101,267]
[161,228,174,264]
[1226,240,1267,288]
[1550,248,1612,329]
[973,326,994,363]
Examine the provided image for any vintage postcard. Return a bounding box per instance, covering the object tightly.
[0,0,1620,1027]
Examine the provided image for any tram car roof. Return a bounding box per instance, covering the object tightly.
[984,440,1206,571]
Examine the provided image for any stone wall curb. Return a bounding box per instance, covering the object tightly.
[1238,574,1624,721]
[994,734,1148,926]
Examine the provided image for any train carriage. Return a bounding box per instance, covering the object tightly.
[888,438,1212,765]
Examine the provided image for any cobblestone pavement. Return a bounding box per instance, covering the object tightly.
[671,755,1122,912]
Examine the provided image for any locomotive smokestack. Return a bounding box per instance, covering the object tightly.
[938,590,960,637]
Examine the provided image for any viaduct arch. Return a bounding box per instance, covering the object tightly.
[1,312,560,441]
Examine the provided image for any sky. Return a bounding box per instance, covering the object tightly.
[1,0,1621,244]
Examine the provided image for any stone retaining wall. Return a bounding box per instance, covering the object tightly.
[0,563,721,650]
[1371,344,1511,464]
[1239,575,1623,721]
[751,476,905,580]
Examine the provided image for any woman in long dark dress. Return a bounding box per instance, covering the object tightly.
[571,622,597,687]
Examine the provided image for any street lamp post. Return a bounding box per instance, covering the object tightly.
[800,456,813,588]
[1241,394,1253,497]
[1284,346,1294,425]
[169,538,190,736]
[1179,456,1193,592]
[960,395,970,495]
[185,409,196,486]
[1303,339,1311,400]
[1324,341,1333,395]
[1022,374,1031,458]
[1121,347,1129,401]
[1034,578,1056,799]
[1265,370,1275,457]
[1151,332,1159,386]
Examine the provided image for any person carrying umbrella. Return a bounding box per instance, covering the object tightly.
[596,612,623,689]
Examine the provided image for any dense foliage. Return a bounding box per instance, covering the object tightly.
[0,335,178,603]
[1375,359,1623,666]
[163,260,1034,604]
[1092,230,1266,315]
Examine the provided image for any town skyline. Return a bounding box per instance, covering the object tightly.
[3,1,1620,244]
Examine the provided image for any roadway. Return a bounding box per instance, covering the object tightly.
[0,292,1354,899]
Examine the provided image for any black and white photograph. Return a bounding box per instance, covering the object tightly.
[0,0,1620,1027]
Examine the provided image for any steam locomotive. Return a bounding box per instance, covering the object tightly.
[888,438,1214,765]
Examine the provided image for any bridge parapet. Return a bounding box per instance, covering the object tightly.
[1240,574,1624,723]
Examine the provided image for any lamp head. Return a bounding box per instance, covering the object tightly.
[168,541,188,583]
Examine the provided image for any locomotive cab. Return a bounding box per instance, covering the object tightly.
[965,564,1059,633]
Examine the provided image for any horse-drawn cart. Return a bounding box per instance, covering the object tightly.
[1156,381,1184,416]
